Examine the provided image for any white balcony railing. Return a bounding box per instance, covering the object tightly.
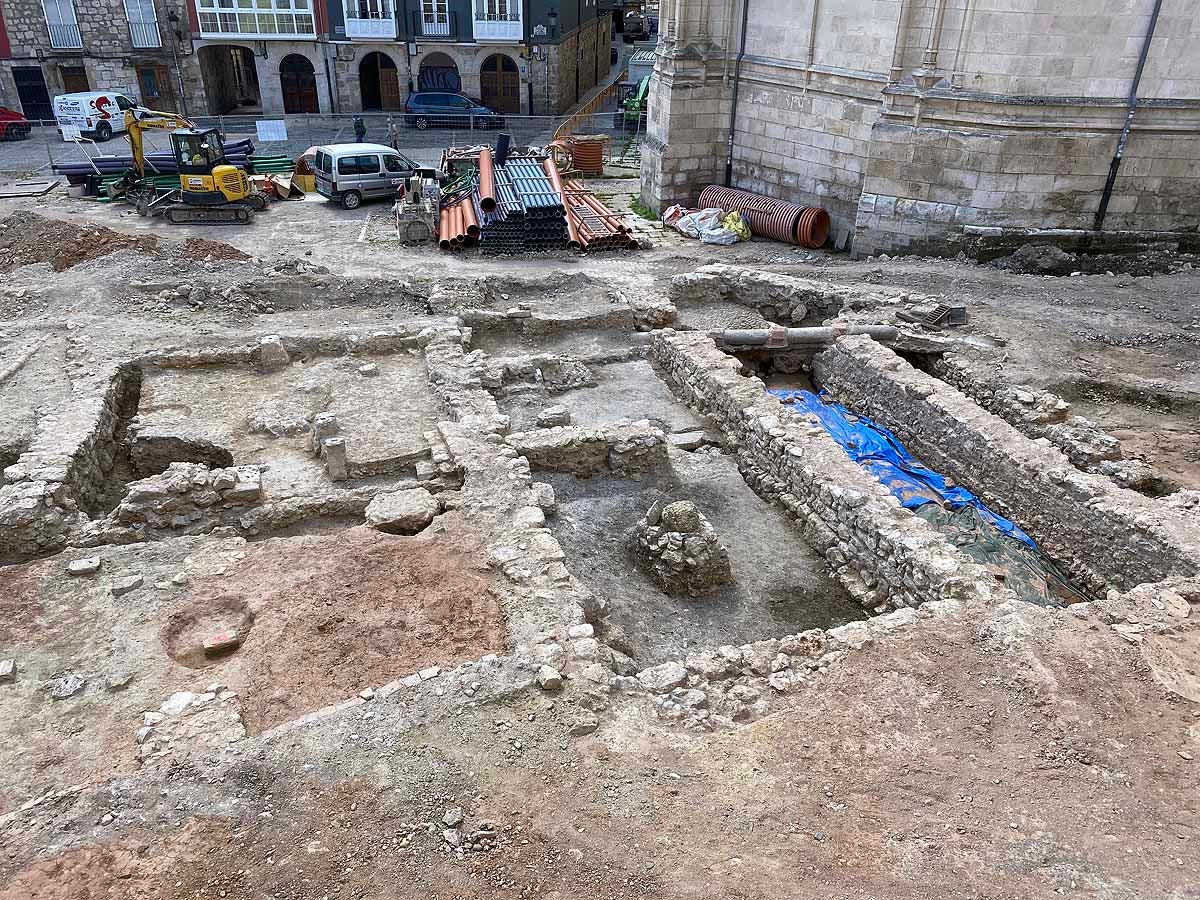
[421,15,450,36]
[129,19,161,47]
[47,21,83,48]
[344,2,396,39]
[473,13,520,41]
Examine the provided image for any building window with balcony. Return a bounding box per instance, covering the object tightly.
[344,0,396,38]
[476,0,516,21]
[42,0,82,49]
[421,0,449,36]
[124,0,161,48]
[197,0,316,38]
[473,0,519,40]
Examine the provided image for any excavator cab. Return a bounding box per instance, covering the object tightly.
[170,128,253,207]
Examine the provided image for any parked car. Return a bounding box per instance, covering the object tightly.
[52,91,137,141]
[312,142,421,210]
[403,92,505,130]
[0,107,32,141]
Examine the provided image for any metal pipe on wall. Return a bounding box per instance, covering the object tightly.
[723,0,750,187]
[803,0,820,93]
[1094,0,1164,232]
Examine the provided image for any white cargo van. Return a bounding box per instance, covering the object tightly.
[313,143,421,210]
[53,92,137,142]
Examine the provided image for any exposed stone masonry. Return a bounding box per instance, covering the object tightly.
[504,423,668,478]
[632,500,732,598]
[650,329,1015,613]
[814,337,1200,596]
[668,264,850,325]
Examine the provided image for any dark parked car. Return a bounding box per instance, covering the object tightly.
[403,92,504,130]
[0,107,32,141]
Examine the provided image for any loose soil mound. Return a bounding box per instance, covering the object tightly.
[176,518,507,732]
[179,238,250,261]
[0,211,158,273]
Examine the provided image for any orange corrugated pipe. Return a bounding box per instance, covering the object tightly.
[438,205,452,250]
[478,148,496,213]
[566,180,628,234]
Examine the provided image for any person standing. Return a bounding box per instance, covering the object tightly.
[353,115,366,143]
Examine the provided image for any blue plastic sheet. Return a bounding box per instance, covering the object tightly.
[771,389,1037,549]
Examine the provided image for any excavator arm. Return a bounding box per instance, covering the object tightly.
[122,107,195,178]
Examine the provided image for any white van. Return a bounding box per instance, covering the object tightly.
[53,92,137,142]
[313,143,422,210]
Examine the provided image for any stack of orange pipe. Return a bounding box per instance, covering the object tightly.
[555,170,639,252]
[437,197,480,251]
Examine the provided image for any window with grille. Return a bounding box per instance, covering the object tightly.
[42,0,82,49]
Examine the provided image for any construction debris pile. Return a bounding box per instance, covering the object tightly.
[437,143,637,255]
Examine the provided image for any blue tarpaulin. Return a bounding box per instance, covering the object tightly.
[771,388,1037,549]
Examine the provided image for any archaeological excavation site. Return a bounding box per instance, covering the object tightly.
[0,201,1198,899]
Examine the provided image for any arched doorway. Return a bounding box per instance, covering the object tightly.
[417,52,460,92]
[479,54,519,114]
[197,45,261,115]
[280,54,319,114]
[360,51,400,111]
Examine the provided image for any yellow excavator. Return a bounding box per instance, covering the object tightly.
[107,107,266,224]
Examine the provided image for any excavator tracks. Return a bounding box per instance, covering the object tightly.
[164,204,254,225]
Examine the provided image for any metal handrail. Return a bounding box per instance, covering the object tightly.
[552,67,626,143]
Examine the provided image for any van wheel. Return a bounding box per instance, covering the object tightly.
[414,116,429,130]
[341,190,363,210]
[95,121,112,142]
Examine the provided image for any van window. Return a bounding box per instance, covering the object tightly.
[338,154,380,175]
[424,94,449,107]
[447,95,472,109]
[383,155,410,173]
[116,96,135,110]
[316,151,332,174]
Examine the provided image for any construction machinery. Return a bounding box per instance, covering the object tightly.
[616,75,650,130]
[107,107,266,225]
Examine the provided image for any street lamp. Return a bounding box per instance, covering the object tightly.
[166,9,190,116]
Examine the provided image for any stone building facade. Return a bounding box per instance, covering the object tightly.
[641,0,1200,256]
[1,0,613,118]
[0,0,199,120]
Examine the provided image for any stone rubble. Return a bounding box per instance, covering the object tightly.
[364,487,440,535]
[632,500,732,597]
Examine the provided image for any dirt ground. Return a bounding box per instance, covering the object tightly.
[0,188,1198,899]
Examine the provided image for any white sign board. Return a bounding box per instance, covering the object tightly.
[255,120,288,143]
[61,124,81,142]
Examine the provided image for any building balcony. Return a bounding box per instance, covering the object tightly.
[473,13,520,41]
[47,21,83,49]
[128,20,162,47]
[197,8,317,39]
[345,13,396,39]
[410,10,459,39]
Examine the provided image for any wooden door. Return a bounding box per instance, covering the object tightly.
[479,55,519,114]
[379,65,401,111]
[280,55,319,114]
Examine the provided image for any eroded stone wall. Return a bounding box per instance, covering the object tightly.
[814,336,1200,596]
[650,329,1015,613]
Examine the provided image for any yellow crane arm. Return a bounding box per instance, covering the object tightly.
[122,107,196,178]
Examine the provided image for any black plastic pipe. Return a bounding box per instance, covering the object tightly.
[1094,0,1163,232]
[723,0,751,187]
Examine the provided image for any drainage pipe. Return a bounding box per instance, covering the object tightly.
[1094,0,1163,232]
[722,0,751,188]
[711,325,900,346]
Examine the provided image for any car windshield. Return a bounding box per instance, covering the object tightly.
[466,97,485,107]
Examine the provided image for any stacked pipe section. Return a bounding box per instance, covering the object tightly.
[544,158,639,252]
[53,138,257,179]
[697,185,830,249]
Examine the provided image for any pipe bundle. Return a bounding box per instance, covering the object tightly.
[52,138,257,177]
[543,158,637,252]
[697,185,829,248]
